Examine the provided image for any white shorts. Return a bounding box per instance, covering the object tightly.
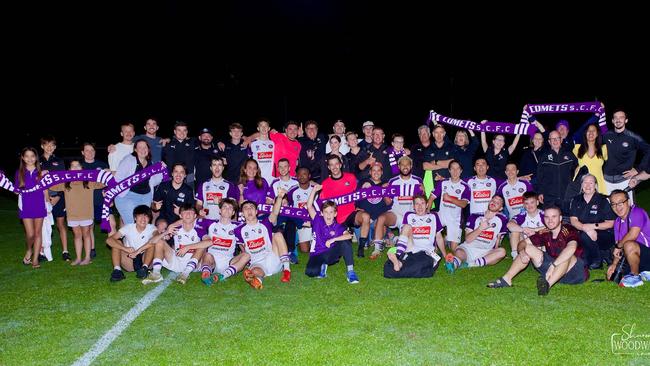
[388,211,405,230]
[68,219,93,227]
[206,251,232,273]
[250,253,282,277]
[162,253,196,273]
[457,243,492,265]
[605,178,634,206]
[297,227,312,243]
[439,214,462,243]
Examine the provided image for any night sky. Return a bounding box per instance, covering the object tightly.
[2,2,647,171]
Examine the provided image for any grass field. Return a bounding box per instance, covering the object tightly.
[1,192,649,366]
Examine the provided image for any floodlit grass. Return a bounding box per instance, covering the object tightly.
[0,191,649,365]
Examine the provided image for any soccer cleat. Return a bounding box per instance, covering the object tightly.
[176,273,189,285]
[142,272,163,285]
[289,252,299,265]
[90,248,97,259]
[537,276,550,296]
[281,269,292,283]
[444,254,456,274]
[201,271,213,286]
[62,251,71,261]
[243,269,263,290]
[317,263,328,278]
[213,273,225,283]
[458,261,469,271]
[619,274,644,288]
[346,270,360,284]
[135,266,148,279]
[369,250,382,260]
[639,271,650,282]
[110,269,125,282]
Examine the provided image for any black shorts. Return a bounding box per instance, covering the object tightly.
[342,210,360,229]
[305,241,351,277]
[131,252,145,272]
[535,252,587,285]
[638,243,650,272]
[52,198,66,218]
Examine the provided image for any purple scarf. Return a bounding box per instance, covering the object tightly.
[428,110,537,137]
[521,102,607,133]
[386,147,405,175]
[17,170,115,194]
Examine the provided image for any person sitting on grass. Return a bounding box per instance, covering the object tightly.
[304,185,359,283]
[607,189,650,288]
[234,195,292,290]
[141,204,210,285]
[506,191,545,259]
[443,195,508,272]
[106,205,157,282]
[487,204,589,296]
[385,193,444,278]
[176,198,250,285]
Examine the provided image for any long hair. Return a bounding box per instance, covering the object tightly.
[240,158,264,189]
[18,147,42,188]
[131,139,152,162]
[65,159,89,191]
[577,124,604,159]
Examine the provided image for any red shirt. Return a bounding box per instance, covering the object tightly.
[270,132,301,177]
[529,224,583,259]
[321,172,357,224]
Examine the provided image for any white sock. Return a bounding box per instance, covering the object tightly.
[114,265,121,271]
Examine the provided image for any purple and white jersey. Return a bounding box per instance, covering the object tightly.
[615,206,650,248]
[433,178,471,223]
[388,174,422,216]
[195,178,240,220]
[402,212,443,253]
[310,214,346,255]
[287,184,315,209]
[498,179,533,217]
[173,220,208,254]
[267,177,299,200]
[205,220,239,258]
[512,210,545,231]
[249,139,275,185]
[465,176,499,215]
[465,213,508,250]
[234,218,274,262]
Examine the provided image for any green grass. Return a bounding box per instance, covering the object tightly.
[1,192,649,366]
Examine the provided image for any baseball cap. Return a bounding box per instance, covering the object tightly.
[199,127,213,136]
[555,120,569,130]
[362,120,374,128]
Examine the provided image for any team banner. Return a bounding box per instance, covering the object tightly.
[428,110,537,137]
[521,101,607,133]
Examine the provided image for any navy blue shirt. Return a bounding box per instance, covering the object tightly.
[223,140,249,183]
[569,193,615,229]
[485,147,510,180]
[153,181,195,223]
[424,139,455,179]
[355,178,390,220]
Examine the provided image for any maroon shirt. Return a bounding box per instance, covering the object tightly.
[529,224,583,259]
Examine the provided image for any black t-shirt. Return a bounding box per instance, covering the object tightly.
[223,140,249,183]
[81,160,109,207]
[355,178,390,220]
[569,193,616,227]
[130,160,152,195]
[153,181,195,223]
[485,147,509,180]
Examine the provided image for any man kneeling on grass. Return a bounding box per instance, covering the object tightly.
[384,193,444,278]
[304,185,359,283]
[234,196,292,290]
[106,205,157,282]
[487,204,589,295]
[142,204,210,285]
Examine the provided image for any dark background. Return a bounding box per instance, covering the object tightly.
[2,2,647,173]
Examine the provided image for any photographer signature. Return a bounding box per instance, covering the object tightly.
[621,324,650,342]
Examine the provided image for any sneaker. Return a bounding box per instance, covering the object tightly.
[458,262,469,271]
[38,254,47,262]
[281,269,292,283]
[619,274,644,288]
[346,270,359,284]
[110,269,125,282]
[289,252,299,265]
[62,251,71,261]
[537,276,550,296]
[90,248,97,259]
[243,269,263,289]
[135,266,148,279]
[640,271,650,281]
[142,272,163,285]
[212,273,225,283]
[176,273,189,285]
[317,263,328,278]
[201,271,213,286]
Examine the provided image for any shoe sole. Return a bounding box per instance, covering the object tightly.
[348,279,359,284]
[619,281,644,288]
[142,277,163,285]
[537,276,550,296]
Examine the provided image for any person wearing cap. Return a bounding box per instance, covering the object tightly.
[358,120,375,150]
[326,119,350,155]
[162,121,198,186]
[193,127,222,190]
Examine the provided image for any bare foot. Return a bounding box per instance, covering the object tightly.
[393,260,402,272]
[71,259,82,266]
[79,258,92,266]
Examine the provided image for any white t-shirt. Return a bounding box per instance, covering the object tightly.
[119,223,157,250]
[108,143,134,172]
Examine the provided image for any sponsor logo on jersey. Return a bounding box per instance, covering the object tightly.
[297,201,307,208]
[257,151,273,160]
[478,230,495,241]
[413,226,431,235]
[473,190,491,199]
[508,196,524,207]
[443,195,459,203]
[212,237,233,248]
[398,196,413,202]
[206,192,223,204]
[246,236,265,250]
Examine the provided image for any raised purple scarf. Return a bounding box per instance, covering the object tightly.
[17,170,115,193]
[521,102,607,133]
[428,110,537,137]
[386,147,405,175]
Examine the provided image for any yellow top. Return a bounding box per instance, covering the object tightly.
[573,144,608,194]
